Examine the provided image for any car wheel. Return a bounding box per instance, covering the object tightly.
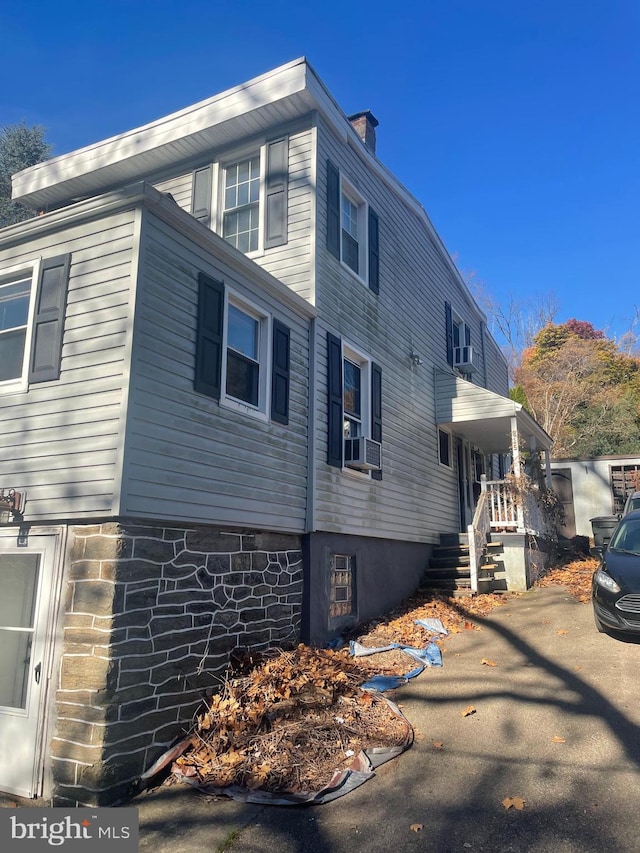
[593,610,605,633]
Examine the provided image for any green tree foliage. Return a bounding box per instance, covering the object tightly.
[0,122,51,228]
[516,320,640,456]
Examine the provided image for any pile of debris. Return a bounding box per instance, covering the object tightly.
[170,644,413,797]
[148,589,509,801]
[147,570,598,801]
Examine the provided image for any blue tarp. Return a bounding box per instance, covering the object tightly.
[350,638,443,691]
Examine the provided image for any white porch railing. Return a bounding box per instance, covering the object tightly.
[466,475,550,594]
[467,489,491,594]
[480,475,546,535]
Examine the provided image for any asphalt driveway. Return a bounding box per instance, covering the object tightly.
[135,585,640,853]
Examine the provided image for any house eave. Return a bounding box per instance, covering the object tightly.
[11,57,495,359]
[12,57,320,210]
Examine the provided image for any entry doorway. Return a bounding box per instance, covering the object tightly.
[456,438,474,531]
[0,529,62,798]
[551,469,577,540]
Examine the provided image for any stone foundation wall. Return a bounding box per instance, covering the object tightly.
[52,521,302,806]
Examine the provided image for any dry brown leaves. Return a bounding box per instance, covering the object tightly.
[170,580,581,797]
[348,588,508,651]
[174,645,410,794]
[536,557,597,603]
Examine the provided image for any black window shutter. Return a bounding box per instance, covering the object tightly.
[327,331,343,467]
[192,165,212,227]
[194,272,224,399]
[265,137,288,248]
[271,319,290,424]
[29,253,71,384]
[445,301,454,366]
[371,362,383,480]
[368,208,379,294]
[465,325,471,346]
[326,159,340,260]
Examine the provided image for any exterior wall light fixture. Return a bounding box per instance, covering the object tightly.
[0,489,25,524]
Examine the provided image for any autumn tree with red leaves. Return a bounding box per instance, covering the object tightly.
[514,320,640,456]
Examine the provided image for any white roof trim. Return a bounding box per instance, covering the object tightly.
[11,56,491,338]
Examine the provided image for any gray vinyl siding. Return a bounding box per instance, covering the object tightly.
[482,327,510,396]
[0,210,136,520]
[257,127,314,300]
[313,118,495,542]
[121,210,310,531]
[153,173,193,210]
[150,125,315,302]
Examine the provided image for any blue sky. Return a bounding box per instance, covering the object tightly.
[2,0,638,344]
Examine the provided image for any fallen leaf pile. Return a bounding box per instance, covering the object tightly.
[165,588,509,796]
[160,569,595,798]
[536,557,597,603]
[172,644,411,794]
[346,588,507,651]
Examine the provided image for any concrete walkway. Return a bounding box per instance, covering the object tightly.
[132,586,640,853]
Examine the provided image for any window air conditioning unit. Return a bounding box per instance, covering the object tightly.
[453,345,480,373]
[344,436,382,471]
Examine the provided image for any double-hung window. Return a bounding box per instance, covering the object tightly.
[194,272,291,425]
[224,298,265,412]
[0,277,31,384]
[222,156,261,254]
[191,137,289,254]
[327,332,382,478]
[326,160,380,293]
[0,255,70,392]
[343,354,364,440]
[452,315,470,352]
[341,188,364,276]
[445,301,478,375]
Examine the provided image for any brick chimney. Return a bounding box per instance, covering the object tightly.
[348,110,379,154]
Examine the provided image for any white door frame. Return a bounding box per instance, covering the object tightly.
[0,525,66,799]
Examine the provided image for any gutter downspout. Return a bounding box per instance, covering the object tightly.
[305,317,317,533]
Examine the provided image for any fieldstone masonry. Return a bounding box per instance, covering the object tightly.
[53,520,302,806]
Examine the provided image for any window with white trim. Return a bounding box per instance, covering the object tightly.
[340,181,367,278]
[326,160,380,293]
[221,294,270,418]
[452,313,470,351]
[195,272,291,424]
[0,276,31,385]
[0,254,70,392]
[192,138,289,255]
[343,345,369,442]
[326,331,382,476]
[222,155,261,253]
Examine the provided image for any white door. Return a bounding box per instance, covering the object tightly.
[0,531,59,798]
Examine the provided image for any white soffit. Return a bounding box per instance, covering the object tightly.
[12,58,321,209]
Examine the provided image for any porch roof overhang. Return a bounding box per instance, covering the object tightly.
[435,370,553,454]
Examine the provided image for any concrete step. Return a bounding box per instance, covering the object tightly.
[439,532,469,547]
